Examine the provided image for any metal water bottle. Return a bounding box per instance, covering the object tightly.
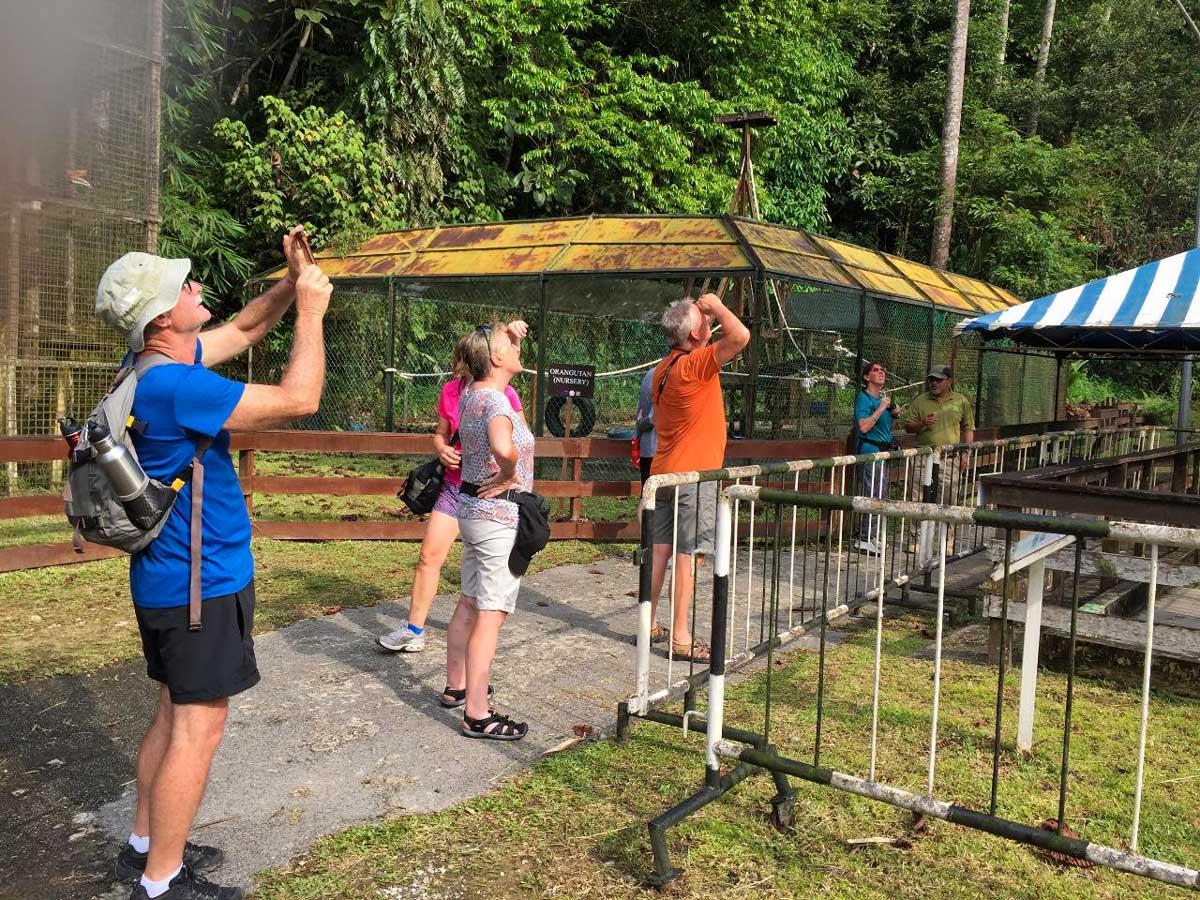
[87,422,149,502]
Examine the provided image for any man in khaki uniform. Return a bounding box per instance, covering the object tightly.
[903,364,974,504]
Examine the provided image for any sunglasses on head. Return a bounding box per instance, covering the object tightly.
[476,324,493,355]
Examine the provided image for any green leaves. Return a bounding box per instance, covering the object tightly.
[212,95,404,252]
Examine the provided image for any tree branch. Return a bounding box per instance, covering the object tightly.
[279,21,313,94]
[229,21,301,105]
[1170,0,1200,45]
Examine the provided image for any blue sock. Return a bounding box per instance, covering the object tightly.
[406,622,424,635]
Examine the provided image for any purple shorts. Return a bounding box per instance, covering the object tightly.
[433,481,461,517]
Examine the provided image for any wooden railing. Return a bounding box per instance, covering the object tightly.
[0,431,842,573]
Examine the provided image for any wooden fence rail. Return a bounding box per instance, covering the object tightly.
[0,411,1147,575]
[0,430,842,573]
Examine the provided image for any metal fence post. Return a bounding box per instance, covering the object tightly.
[706,493,733,781]
[384,278,396,432]
[975,345,985,428]
[927,302,936,372]
[535,275,548,437]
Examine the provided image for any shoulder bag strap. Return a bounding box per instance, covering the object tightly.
[187,436,215,633]
[655,350,689,404]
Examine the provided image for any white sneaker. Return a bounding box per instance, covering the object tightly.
[855,540,881,556]
[377,621,427,652]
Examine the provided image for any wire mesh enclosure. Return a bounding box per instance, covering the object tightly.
[245,273,1056,449]
[0,0,162,495]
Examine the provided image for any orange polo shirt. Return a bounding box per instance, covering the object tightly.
[649,345,726,475]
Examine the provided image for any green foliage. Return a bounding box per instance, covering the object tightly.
[159,0,1200,417]
[212,96,404,250]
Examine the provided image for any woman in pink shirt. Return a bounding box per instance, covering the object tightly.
[377,323,525,657]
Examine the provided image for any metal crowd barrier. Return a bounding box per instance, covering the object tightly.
[636,488,1200,891]
[617,426,1163,737]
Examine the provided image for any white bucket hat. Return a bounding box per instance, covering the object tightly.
[95,252,192,351]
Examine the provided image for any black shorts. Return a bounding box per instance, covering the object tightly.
[135,582,261,704]
[640,456,654,484]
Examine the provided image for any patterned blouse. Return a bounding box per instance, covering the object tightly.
[457,386,535,528]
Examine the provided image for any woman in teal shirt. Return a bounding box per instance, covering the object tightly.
[854,361,896,555]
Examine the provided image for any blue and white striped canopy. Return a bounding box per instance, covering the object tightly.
[956,248,1200,352]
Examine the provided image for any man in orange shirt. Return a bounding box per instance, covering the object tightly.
[648,292,750,661]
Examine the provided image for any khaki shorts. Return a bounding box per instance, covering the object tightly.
[652,481,718,555]
[459,517,521,613]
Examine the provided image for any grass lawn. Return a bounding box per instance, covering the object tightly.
[0,537,621,684]
[253,613,1200,900]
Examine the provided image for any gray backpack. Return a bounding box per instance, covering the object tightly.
[64,353,213,629]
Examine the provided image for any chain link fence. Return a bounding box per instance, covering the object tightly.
[1,0,160,496]
[242,277,1062,484]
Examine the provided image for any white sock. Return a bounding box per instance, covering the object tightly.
[128,832,150,854]
[140,865,181,898]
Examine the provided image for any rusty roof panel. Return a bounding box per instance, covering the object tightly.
[753,247,857,288]
[342,228,436,258]
[919,283,976,311]
[853,269,925,301]
[405,245,563,277]
[572,216,734,245]
[425,219,582,251]
[548,242,751,274]
[812,236,895,274]
[249,215,1025,313]
[735,220,823,257]
[885,255,953,288]
[990,285,1023,307]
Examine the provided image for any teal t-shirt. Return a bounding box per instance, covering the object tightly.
[854,391,893,449]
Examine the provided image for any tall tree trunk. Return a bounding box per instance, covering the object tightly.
[930,0,971,270]
[1027,0,1057,135]
[993,0,1011,88]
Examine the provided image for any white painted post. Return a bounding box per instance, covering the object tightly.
[1016,558,1046,755]
[917,452,937,568]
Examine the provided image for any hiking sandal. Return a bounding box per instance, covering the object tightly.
[439,684,494,709]
[670,642,711,663]
[462,710,528,741]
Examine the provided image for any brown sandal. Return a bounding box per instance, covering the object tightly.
[649,623,669,644]
[670,642,711,663]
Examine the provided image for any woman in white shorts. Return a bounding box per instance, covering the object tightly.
[377,332,524,657]
[444,321,535,741]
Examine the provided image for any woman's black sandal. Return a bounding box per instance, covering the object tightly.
[462,710,528,741]
[439,684,493,709]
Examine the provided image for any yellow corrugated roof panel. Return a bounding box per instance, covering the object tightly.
[405,245,564,277]
[735,221,858,289]
[423,218,584,251]
[252,215,1024,315]
[571,216,734,245]
[853,269,926,301]
[752,247,857,288]
[812,236,896,275]
[736,220,824,257]
[549,242,751,274]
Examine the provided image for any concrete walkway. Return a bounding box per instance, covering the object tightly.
[1,555,657,900]
[1,545,962,900]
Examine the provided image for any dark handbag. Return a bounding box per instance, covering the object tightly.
[398,431,457,516]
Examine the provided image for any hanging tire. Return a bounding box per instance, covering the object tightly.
[544,396,596,438]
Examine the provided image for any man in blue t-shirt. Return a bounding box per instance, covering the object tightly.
[94,228,332,900]
[854,361,899,555]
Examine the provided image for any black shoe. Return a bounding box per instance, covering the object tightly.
[116,842,225,883]
[126,865,242,899]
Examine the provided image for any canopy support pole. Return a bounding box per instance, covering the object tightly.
[1179,357,1193,442]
